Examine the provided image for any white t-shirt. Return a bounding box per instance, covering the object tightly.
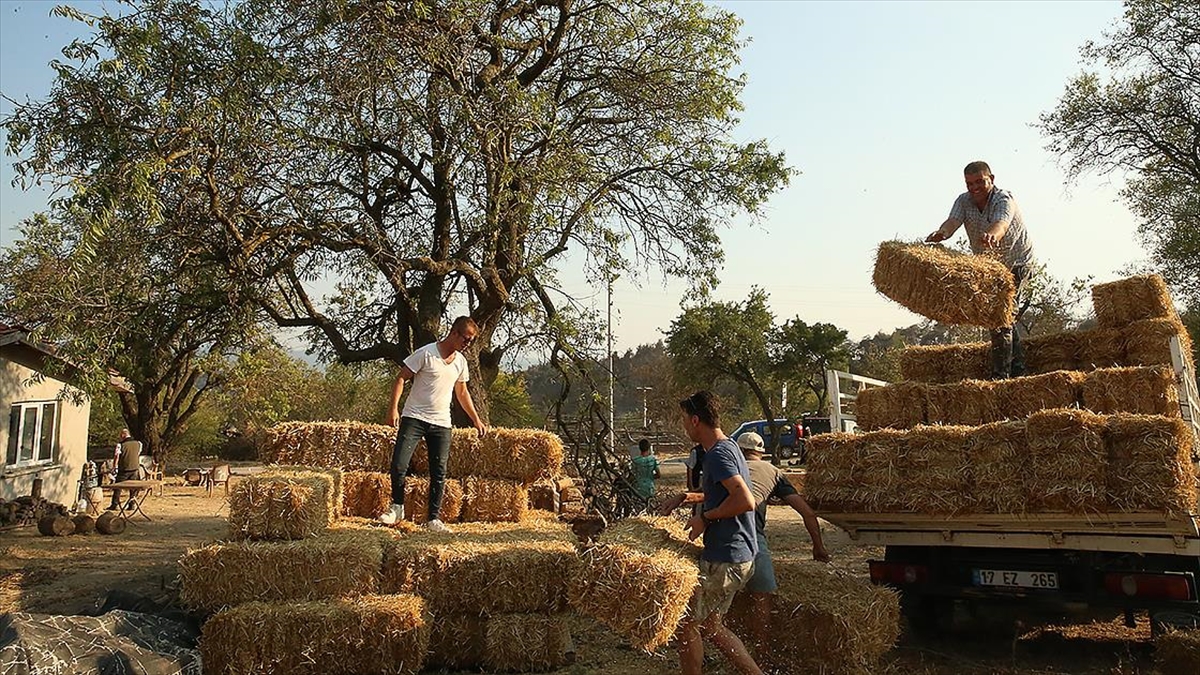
[401,342,469,428]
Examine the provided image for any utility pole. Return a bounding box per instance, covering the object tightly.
[637,386,653,428]
[607,275,615,454]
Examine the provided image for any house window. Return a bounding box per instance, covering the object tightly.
[6,400,59,468]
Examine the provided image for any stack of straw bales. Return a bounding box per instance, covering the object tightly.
[727,558,901,675]
[805,409,1196,515]
[569,516,702,652]
[228,468,340,541]
[201,594,430,675]
[261,421,395,471]
[899,342,991,383]
[872,241,1015,328]
[1156,628,1200,675]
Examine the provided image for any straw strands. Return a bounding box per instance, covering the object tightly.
[1077,328,1126,370]
[179,530,387,612]
[899,426,973,514]
[1125,318,1195,372]
[425,612,485,669]
[728,559,900,675]
[341,471,392,519]
[261,465,344,515]
[381,521,577,615]
[568,517,701,652]
[404,477,464,524]
[461,477,528,522]
[261,421,394,472]
[1156,629,1200,675]
[1081,366,1180,417]
[803,433,868,512]
[1105,414,1196,515]
[484,613,575,672]
[408,428,565,484]
[872,241,1015,328]
[1092,274,1179,328]
[854,383,927,431]
[228,473,336,541]
[992,370,1084,421]
[1023,331,1082,374]
[1025,409,1108,513]
[200,594,430,675]
[967,421,1029,514]
[899,342,991,384]
[925,380,999,427]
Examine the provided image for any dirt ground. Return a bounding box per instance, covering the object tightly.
[0,472,1166,675]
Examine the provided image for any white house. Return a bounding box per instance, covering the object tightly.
[1,325,91,507]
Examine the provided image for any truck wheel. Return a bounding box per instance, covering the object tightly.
[900,594,952,637]
[1151,609,1200,638]
[778,446,793,459]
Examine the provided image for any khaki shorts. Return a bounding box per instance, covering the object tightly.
[689,559,754,621]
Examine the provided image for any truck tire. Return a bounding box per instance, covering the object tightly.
[1150,609,1200,638]
[778,445,793,460]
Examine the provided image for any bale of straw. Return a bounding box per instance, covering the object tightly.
[333,515,421,535]
[854,382,928,431]
[992,370,1083,420]
[1024,331,1082,374]
[1104,414,1196,515]
[484,613,575,672]
[1156,628,1200,675]
[1092,274,1178,328]
[382,521,578,615]
[966,421,1029,514]
[341,470,392,519]
[261,421,395,472]
[1125,318,1196,371]
[899,342,991,384]
[425,613,485,669]
[403,476,463,524]
[261,465,344,517]
[200,594,430,675]
[568,516,701,652]
[407,427,565,484]
[802,433,864,512]
[1077,328,1126,369]
[228,473,335,541]
[925,379,999,427]
[849,429,910,512]
[896,426,973,514]
[727,559,901,675]
[179,529,387,613]
[1081,366,1180,417]
[462,477,529,522]
[1025,409,1108,512]
[872,241,1015,328]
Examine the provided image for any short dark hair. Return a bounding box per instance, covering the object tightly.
[638,439,651,453]
[680,390,720,428]
[963,161,992,177]
[451,316,477,334]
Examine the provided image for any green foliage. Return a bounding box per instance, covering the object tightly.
[487,371,540,429]
[1039,0,1200,308]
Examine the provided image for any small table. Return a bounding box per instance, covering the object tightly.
[100,479,162,522]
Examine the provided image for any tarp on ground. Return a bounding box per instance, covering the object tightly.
[0,609,200,675]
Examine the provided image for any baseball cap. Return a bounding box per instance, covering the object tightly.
[736,432,765,452]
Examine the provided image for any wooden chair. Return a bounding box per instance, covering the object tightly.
[207,464,232,497]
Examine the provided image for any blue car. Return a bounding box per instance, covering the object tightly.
[729,419,805,461]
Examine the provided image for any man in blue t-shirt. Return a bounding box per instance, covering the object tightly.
[671,390,763,675]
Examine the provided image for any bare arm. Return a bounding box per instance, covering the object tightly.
[454,380,488,436]
[784,493,831,562]
[687,475,755,539]
[658,490,705,515]
[386,366,416,426]
[926,217,962,242]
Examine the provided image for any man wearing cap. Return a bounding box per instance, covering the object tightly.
[736,431,831,649]
[926,160,1034,379]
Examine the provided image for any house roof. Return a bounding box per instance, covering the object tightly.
[0,324,85,384]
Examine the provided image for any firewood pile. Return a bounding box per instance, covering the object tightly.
[0,495,70,528]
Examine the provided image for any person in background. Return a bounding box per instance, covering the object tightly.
[631,438,661,510]
[736,431,831,649]
[378,317,487,532]
[926,160,1034,379]
[108,429,142,510]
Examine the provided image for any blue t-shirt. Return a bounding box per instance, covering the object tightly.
[701,438,758,564]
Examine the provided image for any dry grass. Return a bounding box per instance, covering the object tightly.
[873,241,1015,328]
[855,382,928,431]
[461,477,529,522]
[1080,366,1180,416]
[1156,628,1200,675]
[227,473,336,541]
[200,594,430,675]
[1104,414,1197,515]
[967,421,1029,514]
[568,516,701,652]
[1025,409,1108,513]
[484,613,576,672]
[179,529,388,613]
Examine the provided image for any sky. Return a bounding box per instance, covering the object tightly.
[0,0,1143,357]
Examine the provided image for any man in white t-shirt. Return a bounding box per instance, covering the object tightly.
[378,317,488,531]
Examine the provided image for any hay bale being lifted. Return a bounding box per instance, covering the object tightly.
[1081,366,1180,417]
[382,521,577,616]
[1025,409,1108,513]
[872,241,1015,328]
[179,529,388,613]
[568,517,701,652]
[899,342,991,384]
[967,421,1029,514]
[1092,274,1178,328]
[1156,628,1200,675]
[1105,414,1196,515]
[727,559,900,675]
[200,594,430,675]
[854,382,927,431]
[228,472,336,541]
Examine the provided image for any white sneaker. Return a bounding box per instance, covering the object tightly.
[424,519,451,533]
[377,503,405,525]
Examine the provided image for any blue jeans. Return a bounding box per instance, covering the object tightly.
[391,417,453,519]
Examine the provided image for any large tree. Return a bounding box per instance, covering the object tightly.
[4,0,790,426]
[1038,0,1200,307]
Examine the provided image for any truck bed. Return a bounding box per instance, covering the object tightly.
[823,510,1200,555]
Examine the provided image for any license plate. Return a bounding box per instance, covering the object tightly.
[972,569,1058,590]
